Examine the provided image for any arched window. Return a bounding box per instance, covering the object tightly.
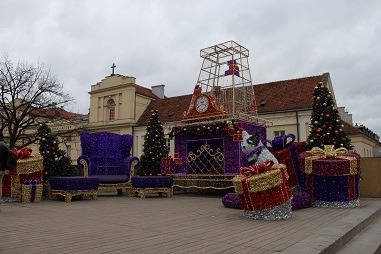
[107,99,116,121]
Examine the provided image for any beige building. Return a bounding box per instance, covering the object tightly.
[87,74,159,133]
[135,72,381,158]
[46,72,380,163]
[20,74,160,163]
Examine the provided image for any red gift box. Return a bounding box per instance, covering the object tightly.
[1,156,43,199]
[271,142,306,188]
[1,174,19,198]
[173,153,183,165]
[161,157,173,175]
[232,160,292,210]
[228,64,240,71]
[233,134,243,142]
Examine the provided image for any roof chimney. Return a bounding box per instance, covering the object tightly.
[151,84,165,99]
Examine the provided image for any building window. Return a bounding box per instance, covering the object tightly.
[274,130,285,137]
[109,108,115,121]
[66,145,71,158]
[107,99,116,121]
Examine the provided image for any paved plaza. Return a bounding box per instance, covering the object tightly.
[1,193,381,254]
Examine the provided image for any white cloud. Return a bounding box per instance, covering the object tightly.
[1,0,381,136]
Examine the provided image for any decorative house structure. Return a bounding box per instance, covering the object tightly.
[164,41,272,189]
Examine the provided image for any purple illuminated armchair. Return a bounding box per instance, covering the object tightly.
[77,132,139,195]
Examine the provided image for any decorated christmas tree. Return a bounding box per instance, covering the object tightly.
[307,82,353,150]
[37,122,75,182]
[137,109,169,176]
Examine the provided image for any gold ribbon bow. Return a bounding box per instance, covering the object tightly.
[305,145,357,175]
[310,145,348,158]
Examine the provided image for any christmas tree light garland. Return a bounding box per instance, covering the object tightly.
[307,82,353,150]
[169,120,243,140]
[138,109,169,176]
[37,122,74,182]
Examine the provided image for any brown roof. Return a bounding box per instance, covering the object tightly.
[254,75,322,113]
[136,94,192,125]
[342,121,362,135]
[134,85,160,99]
[31,108,84,119]
[137,75,324,125]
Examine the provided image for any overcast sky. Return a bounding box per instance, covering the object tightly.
[1,1,380,137]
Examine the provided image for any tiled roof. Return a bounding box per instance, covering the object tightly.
[134,85,160,99]
[255,75,322,113]
[137,75,324,125]
[136,74,367,138]
[31,108,85,119]
[342,121,362,135]
[58,110,84,119]
[136,94,192,125]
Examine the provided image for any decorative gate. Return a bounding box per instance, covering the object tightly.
[187,140,224,174]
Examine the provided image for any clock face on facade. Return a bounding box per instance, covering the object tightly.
[195,95,209,113]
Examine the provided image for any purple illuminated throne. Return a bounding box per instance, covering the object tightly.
[77,132,139,195]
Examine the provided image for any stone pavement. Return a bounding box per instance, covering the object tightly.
[1,193,381,254]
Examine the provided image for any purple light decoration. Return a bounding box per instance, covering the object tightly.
[78,132,136,179]
[49,176,99,191]
[222,193,242,209]
[224,70,240,77]
[227,60,237,65]
[292,192,313,210]
[173,121,266,175]
[298,151,361,203]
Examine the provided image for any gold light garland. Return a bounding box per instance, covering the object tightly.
[172,184,234,190]
[233,164,288,194]
[21,184,43,203]
[17,156,44,175]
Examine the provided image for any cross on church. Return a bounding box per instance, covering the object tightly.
[110,63,116,75]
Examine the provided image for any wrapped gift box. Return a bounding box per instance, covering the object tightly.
[17,156,43,181]
[1,173,19,201]
[299,145,361,208]
[224,69,240,77]
[1,156,43,201]
[222,192,313,211]
[232,160,293,220]
[271,142,307,188]
[21,181,43,203]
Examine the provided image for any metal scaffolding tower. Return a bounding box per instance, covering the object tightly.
[196,40,258,117]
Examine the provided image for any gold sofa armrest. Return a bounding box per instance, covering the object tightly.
[78,158,89,177]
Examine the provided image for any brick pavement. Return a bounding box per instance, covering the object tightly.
[1,193,381,254]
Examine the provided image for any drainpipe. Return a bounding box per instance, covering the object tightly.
[296,111,300,142]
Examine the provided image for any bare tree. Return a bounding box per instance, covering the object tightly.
[0,54,85,148]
